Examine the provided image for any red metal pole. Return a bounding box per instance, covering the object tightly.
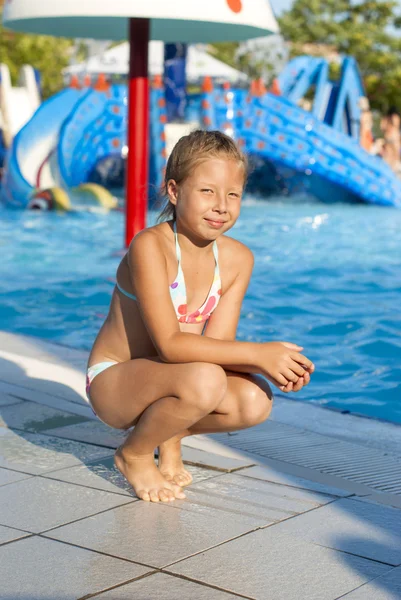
[125,18,150,247]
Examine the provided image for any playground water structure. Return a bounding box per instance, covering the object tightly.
[185,55,401,207]
[0,63,41,176]
[0,63,41,147]
[201,56,401,207]
[0,70,168,212]
[0,76,132,211]
[2,55,401,211]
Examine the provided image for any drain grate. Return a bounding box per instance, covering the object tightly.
[210,421,401,495]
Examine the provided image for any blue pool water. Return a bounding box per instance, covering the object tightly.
[1,197,401,424]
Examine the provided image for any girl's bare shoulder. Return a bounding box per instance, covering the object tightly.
[218,234,254,278]
[219,234,253,259]
[128,221,173,251]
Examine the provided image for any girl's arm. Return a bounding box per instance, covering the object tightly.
[128,231,312,386]
[201,241,259,374]
[203,241,254,342]
[128,229,259,368]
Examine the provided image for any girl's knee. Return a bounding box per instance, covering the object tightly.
[181,362,227,412]
[238,379,273,427]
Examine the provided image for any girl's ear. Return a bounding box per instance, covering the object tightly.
[167,179,178,205]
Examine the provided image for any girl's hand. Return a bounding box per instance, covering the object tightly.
[281,369,311,393]
[265,369,310,393]
[256,341,314,392]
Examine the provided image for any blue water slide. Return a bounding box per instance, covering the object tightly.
[278,56,366,140]
[235,94,401,207]
[329,57,365,139]
[277,56,310,96]
[280,57,326,103]
[0,88,82,208]
[58,84,127,189]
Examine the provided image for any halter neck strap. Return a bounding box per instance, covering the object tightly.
[173,220,218,266]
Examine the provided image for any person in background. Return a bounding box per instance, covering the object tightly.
[359,96,374,153]
[380,106,401,172]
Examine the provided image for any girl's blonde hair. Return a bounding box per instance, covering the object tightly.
[156,129,248,223]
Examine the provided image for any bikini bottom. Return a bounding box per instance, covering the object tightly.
[86,361,119,416]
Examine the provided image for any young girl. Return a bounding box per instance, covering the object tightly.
[86,130,314,503]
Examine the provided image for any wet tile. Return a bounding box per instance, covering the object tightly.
[341,565,401,599]
[44,455,221,496]
[0,476,134,533]
[354,492,401,510]
[266,497,401,566]
[238,464,351,497]
[0,428,113,475]
[0,331,87,365]
[0,467,31,486]
[96,571,241,599]
[0,400,89,432]
[172,463,222,484]
[182,433,259,459]
[0,524,30,545]
[44,455,134,496]
[44,419,128,447]
[0,348,87,405]
[186,472,335,523]
[0,535,150,599]
[170,527,390,600]
[180,445,254,471]
[0,380,94,419]
[0,393,23,407]
[46,497,262,567]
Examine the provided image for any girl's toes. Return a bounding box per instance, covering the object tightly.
[171,484,186,499]
[159,490,170,502]
[149,489,160,502]
[138,490,150,502]
[163,488,175,502]
[173,473,192,487]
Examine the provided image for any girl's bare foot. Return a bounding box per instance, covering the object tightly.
[114,447,186,502]
[158,435,193,487]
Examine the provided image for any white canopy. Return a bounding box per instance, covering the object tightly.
[3,0,279,42]
[64,42,248,84]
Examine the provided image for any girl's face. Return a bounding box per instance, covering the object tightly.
[168,157,245,239]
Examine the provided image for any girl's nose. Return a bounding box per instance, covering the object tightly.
[215,194,228,211]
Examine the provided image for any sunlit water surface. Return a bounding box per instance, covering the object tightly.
[1,196,401,424]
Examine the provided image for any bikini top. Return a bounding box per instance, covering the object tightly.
[116,221,222,324]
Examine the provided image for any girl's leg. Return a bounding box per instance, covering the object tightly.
[158,372,273,485]
[88,358,227,503]
[189,372,274,434]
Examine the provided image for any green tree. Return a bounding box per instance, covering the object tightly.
[278,0,401,113]
[208,42,240,69]
[0,9,75,98]
[209,39,286,85]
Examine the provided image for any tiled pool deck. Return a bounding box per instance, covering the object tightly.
[0,330,400,599]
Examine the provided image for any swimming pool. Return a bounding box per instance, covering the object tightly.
[1,197,401,424]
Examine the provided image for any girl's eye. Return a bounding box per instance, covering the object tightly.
[201,189,213,193]
[229,192,241,198]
